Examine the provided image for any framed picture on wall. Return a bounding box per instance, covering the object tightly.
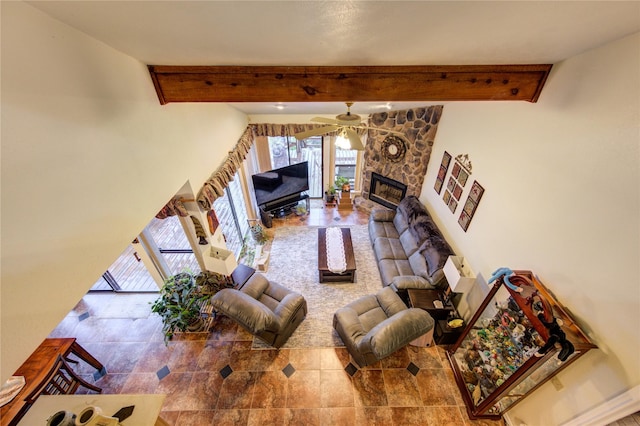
[434,179,443,194]
[453,184,463,200]
[458,169,469,186]
[448,197,458,213]
[443,190,452,204]
[434,151,452,195]
[452,162,461,179]
[469,181,484,202]
[458,180,485,232]
[447,177,456,192]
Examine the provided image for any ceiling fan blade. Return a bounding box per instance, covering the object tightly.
[310,117,341,125]
[345,128,365,151]
[293,125,339,140]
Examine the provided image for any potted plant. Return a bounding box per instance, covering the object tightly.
[151,271,210,343]
[295,202,308,216]
[194,270,234,295]
[335,175,350,192]
[325,185,337,203]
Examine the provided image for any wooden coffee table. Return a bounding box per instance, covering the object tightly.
[317,227,356,283]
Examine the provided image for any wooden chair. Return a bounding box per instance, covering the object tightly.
[24,355,102,404]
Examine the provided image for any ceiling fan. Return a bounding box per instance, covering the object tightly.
[292,102,405,150]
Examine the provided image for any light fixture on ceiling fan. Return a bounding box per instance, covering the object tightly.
[293,102,405,150]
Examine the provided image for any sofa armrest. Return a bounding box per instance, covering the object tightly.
[240,273,270,299]
[333,307,367,344]
[211,289,279,333]
[360,309,434,359]
[370,208,395,222]
[274,293,307,324]
[375,286,408,317]
[390,275,435,292]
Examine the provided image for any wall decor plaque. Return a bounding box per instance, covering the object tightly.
[381,135,407,162]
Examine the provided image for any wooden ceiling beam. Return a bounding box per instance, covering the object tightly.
[148,65,552,105]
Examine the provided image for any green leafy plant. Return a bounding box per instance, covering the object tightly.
[335,175,350,192]
[195,270,234,295]
[151,271,210,343]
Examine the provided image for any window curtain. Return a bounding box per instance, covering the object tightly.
[196,127,254,210]
[155,197,189,219]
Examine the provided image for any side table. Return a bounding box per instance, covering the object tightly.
[434,319,463,346]
[407,288,456,320]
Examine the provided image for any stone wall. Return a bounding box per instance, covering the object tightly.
[355,105,444,212]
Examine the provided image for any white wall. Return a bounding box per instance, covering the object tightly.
[421,33,640,425]
[0,2,248,379]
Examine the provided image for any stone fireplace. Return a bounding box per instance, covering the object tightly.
[369,172,407,209]
[355,105,444,212]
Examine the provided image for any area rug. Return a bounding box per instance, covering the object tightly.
[252,224,382,349]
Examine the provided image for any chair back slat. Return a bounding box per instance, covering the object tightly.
[25,355,101,404]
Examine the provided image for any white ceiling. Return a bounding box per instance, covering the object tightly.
[27,1,640,115]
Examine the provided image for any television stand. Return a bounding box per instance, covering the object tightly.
[259,193,309,228]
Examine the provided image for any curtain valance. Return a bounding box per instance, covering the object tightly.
[155,197,189,219]
[196,127,255,210]
[250,123,366,138]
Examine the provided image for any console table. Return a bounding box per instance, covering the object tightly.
[1,338,104,426]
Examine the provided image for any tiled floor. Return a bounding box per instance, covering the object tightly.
[49,201,505,425]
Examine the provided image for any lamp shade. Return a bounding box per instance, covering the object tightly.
[443,256,476,293]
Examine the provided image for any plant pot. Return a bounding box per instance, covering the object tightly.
[186,316,206,332]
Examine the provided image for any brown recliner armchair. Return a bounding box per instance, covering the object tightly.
[333,287,434,367]
[210,272,307,348]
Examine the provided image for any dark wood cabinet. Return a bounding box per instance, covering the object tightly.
[447,270,596,420]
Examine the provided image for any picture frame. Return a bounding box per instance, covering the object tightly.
[453,184,463,201]
[458,169,469,187]
[469,181,484,202]
[458,180,485,232]
[443,190,452,204]
[452,162,461,179]
[434,179,443,194]
[448,197,458,213]
[458,210,471,230]
[447,177,456,192]
[434,151,452,195]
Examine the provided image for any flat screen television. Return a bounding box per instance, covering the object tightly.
[252,162,309,207]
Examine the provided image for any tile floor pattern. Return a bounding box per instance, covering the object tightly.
[48,202,505,425]
[52,298,505,426]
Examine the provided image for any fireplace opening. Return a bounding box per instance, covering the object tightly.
[369,172,407,209]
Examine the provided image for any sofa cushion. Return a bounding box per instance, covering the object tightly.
[378,258,414,286]
[374,238,408,261]
[369,220,400,242]
[408,250,430,279]
[420,235,454,277]
[399,229,420,257]
[390,275,436,292]
[393,211,409,234]
[370,208,395,222]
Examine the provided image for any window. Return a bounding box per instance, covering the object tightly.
[335,147,358,188]
[268,136,323,198]
[212,172,249,257]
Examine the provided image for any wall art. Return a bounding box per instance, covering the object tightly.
[207,209,220,234]
[458,180,484,232]
[434,151,452,194]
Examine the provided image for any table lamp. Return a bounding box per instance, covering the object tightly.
[443,256,476,302]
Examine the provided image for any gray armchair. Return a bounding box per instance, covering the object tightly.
[333,287,434,367]
[211,273,307,348]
